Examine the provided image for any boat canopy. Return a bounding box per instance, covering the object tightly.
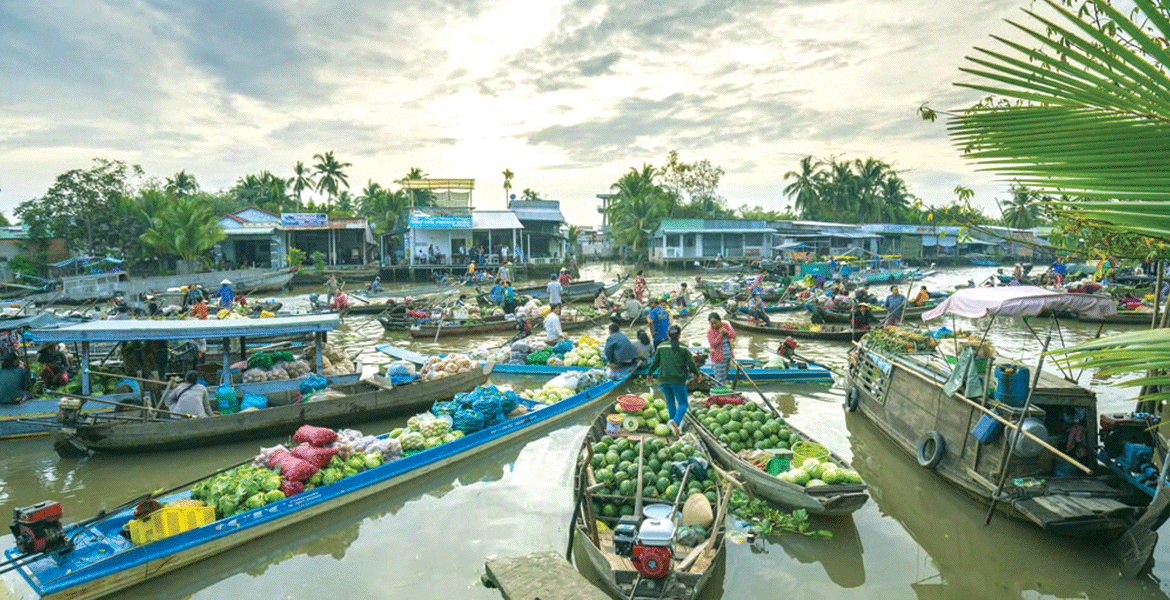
[27,314,339,343]
[922,286,1116,321]
[0,314,85,332]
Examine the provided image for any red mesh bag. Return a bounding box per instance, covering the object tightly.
[706,394,745,407]
[291,444,338,468]
[269,452,319,482]
[279,478,305,497]
[265,449,292,469]
[292,425,338,447]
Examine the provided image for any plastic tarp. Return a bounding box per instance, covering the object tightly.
[922,286,1117,321]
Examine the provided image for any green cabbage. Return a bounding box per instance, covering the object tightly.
[265,490,286,503]
[245,493,266,509]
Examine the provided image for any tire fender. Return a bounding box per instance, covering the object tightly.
[845,387,860,412]
[916,431,946,469]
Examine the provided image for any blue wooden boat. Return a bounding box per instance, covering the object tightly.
[0,375,631,600]
[733,302,802,314]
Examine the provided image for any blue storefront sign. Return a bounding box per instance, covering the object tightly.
[408,215,472,229]
[281,213,329,227]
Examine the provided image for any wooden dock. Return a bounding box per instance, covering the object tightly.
[484,551,610,600]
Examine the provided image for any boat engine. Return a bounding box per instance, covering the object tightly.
[56,397,82,425]
[1101,412,1157,458]
[777,337,799,359]
[629,518,674,579]
[10,501,70,556]
[613,515,640,557]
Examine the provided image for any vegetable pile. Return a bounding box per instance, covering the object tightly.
[419,353,477,381]
[562,336,604,367]
[691,401,792,453]
[520,383,574,404]
[612,392,674,436]
[860,326,938,355]
[728,492,832,539]
[589,434,720,518]
[777,457,862,487]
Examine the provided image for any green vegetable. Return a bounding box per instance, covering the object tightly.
[363,454,383,469]
[261,474,281,492]
[245,493,265,509]
[216,498,237,517]
[264,490,286,503]
[321,469,339,485]
[342,467,358,478]
[247,351,274,369]
[308,471,323,486]
[345,456,365,471]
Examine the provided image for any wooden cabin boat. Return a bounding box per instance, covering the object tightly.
[1,376,631,600]
[845,287,1167,546]
[728,317,864,342]
[570,409,729,600]
[509,275,628,303]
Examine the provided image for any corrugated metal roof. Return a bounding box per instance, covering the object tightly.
[509,200,564,222]
[472,211,523,230]
[28,314,339,343]
[224,227,276,236]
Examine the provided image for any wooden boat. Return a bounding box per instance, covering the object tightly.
[733,301,802,314]
[27,267,297,305]
[511,275,628,303]
[808,302,939,324]
[570,408,728,600]
[488,360,833,383]
[1,375,631,600]
[685,402,868,515]
[52,367,490,454]
[407,317,516,338]
[847,287,1166,547]
[728,317,864,342]
[1076,309,1155,325]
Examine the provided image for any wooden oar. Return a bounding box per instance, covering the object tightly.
[48,390,193,419]
[731,359,783,416]
[633,438,646,519]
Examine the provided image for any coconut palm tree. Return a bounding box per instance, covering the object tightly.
[312,151,352,209]
[783,156,822,219]
[502,168,514,204]
[291,161,315,210]
[164,170,199,197]
[943,0,1170,406]
[607,164,669,262]
[140,196,225,265]
[1000,185,1045,230]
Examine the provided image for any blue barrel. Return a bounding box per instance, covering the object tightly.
[995,365,1030,407]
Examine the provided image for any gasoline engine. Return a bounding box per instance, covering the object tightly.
[10,501,70,556]
[1101,412,1163,489]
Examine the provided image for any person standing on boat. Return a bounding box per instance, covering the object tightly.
[840,262,851,285]
[633,270,647,301]
[497,262,512,284]
[488,280,504,306]
[706,312,736,385]
[648,297,671,349]
[676,282,690,307]
[164,370,213,418]
[325,274,339,306]
[559,267,572,294]
[502,281,517,314]
[213,279,234,310]
[547,273,563,306]
[883,286,906,326]
[646,325,700,437]
[0,353,30,405]
[544,304,567,343]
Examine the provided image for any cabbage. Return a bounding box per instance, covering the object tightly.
[260,474,281,492]
[245,493,265,509]
[789,468,810,486]
[363,453,383,469]
[321,469,339,485]
[264,490,286,503]
[217,497,237,517]
[821,467,841,485]
[806,479,826,487]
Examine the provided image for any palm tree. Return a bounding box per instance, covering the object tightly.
[140,196,225,266]
[880,176,912,222]
[521,188,540,201]
[396,167,433,208]
[1000,185,1044,230]
[232,171,290,212]
[783,156,822,219]
[565,224,581,259]
[164,170,199,197]
[853,158,887,223]
[291,161,315,210]
[607,164,669,262]
[312,151,352,209]
[502,168,514,204]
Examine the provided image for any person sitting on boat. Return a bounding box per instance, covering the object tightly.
[146,295,162,317]
[164,370,213,418]
[331,289,349,312]
[912,286,931,306]
[214,279,234,309]
[544,304,567,343]
[366,276,382,293]
[0,353,30,405]
[706,313,736,385]
[502,281,517,314]
[181,283,202,310]
[604,322,641,371]
[882,286,906,326]
[747,292,772,327]
[488,281,504,306]
[648,297,672,349]
[851,303,879,331]
[547,273,563,306]
[853,284,876,304]
[594,287,614,312]
[676,282,690,307]
[37,342,70,389]
[622,291,643,322]
[454,294,468,308]
[633,330,653,363]
[189,296,209,320]
[559,267,572,293]
[1051,257,1067,286]
[633,270,647,301]
[646,324,700,437]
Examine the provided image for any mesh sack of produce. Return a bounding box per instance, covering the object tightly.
[526,348,553,365]
[551,339,574,355]
[279,478,305,497]
[386,362,417,385]
[273,351,295,363]
[482,409,505,427]
[293,424,339,446]
[706,393,745,407]
[291,444,339,468]
[498,391,520,414]
[471,394,501,419]
[267,365,289,381]
[241,368,267,384]
[453,407,484,434]
[299,375,328,397]
[240,393,268,411]
[247,351,274,369]
[269,453,319,482]
[216,384,238,414]
[432,399,458,417]
[511,340,532,354]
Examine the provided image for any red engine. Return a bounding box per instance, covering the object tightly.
[10,501,69,556]
[629,543,673,579]
[777,337,799,359]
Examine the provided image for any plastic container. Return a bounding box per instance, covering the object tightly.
[605,414,623,435]
[971,411,1004,444]
[995,365,1030,407]
[642,504,673,520]
[766,449,794,475]
[1007,418,1049,458]
[636,518,676,546]
[128,505,216,545]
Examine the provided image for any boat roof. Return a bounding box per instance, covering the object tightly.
[27,314,339,343]
[922,286,1116,321]
[0,313,85,332]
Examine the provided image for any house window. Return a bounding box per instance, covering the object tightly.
[744,233,763,247]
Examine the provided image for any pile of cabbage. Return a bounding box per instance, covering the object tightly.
[520,384,575,404]
[190,465,287,519]
[562,336,604,367]
[419,353,477,381]
[778,457,863,487]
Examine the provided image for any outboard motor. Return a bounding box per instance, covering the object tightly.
[56,397,82,425]
[629,518,674,579]
[11,501,70,556]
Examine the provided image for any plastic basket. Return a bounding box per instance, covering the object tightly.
[128,505,216,545]
[617,394,646,412]
[791,441,831,467]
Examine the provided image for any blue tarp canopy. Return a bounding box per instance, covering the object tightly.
[28,314,339,343]
[0,313,86,332]
[47,257,95,269]
[83,257,124,268]
[774,242,815,250]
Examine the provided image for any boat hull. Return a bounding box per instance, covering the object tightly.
[29,268,296,305]
[728,317,862,341]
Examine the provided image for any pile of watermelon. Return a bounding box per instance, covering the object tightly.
[691,402,791,453]
[588,434,718,518]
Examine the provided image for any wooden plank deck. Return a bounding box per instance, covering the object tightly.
[484,551,610,600]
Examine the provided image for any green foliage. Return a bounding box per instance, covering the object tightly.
[783,156,915,223]
[164,170,199,197]
[287,247,306,267]
[290,161,315,210]
[139,196,225,261]
[606,164,669,262]
[311,251,326,272]
[313,151,352,209]
[1000,184,1048,230]
[736,205,796,221]
[728,490,833,539]
[502,168,514,202]
[231,171,290,213]
[521,188,541,201]
[357,180,411,233]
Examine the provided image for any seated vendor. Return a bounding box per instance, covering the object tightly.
[912,286,931,306]
[164,370,213,418]
[604,322,640,369]
[0,353,30,405]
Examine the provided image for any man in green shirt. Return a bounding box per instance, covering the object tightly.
[646,325,699,436]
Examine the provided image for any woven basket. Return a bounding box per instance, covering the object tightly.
[617,394,647,412]
[791,441,831,467]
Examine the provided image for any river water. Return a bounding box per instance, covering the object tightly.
[1,265,1167,600]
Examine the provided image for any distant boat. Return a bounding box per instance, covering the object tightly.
[27,267,297,304]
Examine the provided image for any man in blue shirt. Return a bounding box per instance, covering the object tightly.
[1051,256,1068,286]
[883,286,906,326]
[488,281,504,305]
[604,322,640,369]
[648,297,671,349]
[840,263,852,284]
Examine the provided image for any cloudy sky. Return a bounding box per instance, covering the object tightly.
[0,0,1037,226]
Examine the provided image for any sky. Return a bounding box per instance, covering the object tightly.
[0,0,1041,227]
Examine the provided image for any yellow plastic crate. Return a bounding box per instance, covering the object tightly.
[128,505,216,545]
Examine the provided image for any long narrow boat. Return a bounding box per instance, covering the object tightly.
[1,374,631,600]
[52,367,490,454]
[408,317,516,338]
[1076,309,1155,325]
[728,317,863,342]
[490,360,834,383]
[733,301,802,314]
[847,287,1167,549]
[571,408,728,600]
[808,302,939,324]
[28,267,297,305]
[685,402,868,515]
[511,275,628,303]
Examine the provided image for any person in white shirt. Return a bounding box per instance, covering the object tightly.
[547,273,563,305]
[544,304,566,343]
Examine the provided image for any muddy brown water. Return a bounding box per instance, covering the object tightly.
[1,265,1167,599]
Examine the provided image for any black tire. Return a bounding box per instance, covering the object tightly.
[916,432,945,469]
[845,387,860,412]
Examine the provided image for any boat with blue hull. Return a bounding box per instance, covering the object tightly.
[0,375,631,600]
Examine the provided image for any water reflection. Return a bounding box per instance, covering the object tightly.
[761,517,866,588]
